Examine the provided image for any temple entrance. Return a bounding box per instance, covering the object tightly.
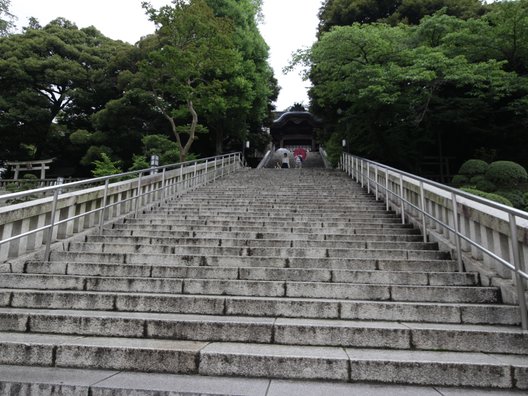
[270,111,322,152]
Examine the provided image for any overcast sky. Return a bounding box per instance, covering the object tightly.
[9,0,323,111]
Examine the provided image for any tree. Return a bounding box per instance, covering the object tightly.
[135,0,241,162]
[317,0,485,34]
[0,0,15,36]
[0,18,135,164]
[204,0,278,155]
[305,21,520,170]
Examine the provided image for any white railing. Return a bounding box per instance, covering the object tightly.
[341,153,528,330]
[0,153,242,263]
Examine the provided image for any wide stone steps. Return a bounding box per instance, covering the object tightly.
[91,232,426,243]
[108,224,421,236]
[2,168,527,390]
[0,309,526,354]
[0,332,525,388]
[0,275,498,302]
[0,289,521,323]
[20,262,478,285]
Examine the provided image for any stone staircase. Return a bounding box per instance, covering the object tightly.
[0,168,527,390]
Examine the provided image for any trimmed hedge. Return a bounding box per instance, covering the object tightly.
[458,159,489,176]
[451,174,468,187]
[485,161,528,187]
[461,187,513,207]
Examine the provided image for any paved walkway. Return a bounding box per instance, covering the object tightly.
[0,365,526,395]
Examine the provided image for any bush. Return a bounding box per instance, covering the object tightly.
[496,190,525,209]
[458,159,489,177]
[451,174,468,187]
[485,161,528,187]
[461,188,513,207]
[91,153,123,177]
[475,179,496,193]
[470,175,485,185]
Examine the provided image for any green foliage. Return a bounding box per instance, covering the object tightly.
[323,133,344,167]
[458,159,489,177]
[303,1,528,172]
[6,173,39,193]
[475,178,496,193]
[496,190,525,209]
[91,153,123,177]
[81,146,113,167]
[485,161,528,187]
[460,187,513,207]
[451,174,468,187]
[128,154,149,172]
[69,129,93,145]
[0,0,15,36]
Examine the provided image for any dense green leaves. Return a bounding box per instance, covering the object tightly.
[305,0,528,173]
[1,0,277,175]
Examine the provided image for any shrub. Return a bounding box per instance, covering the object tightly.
[458,159,489,177]
[475,179,496,193]
[461,188,513,207]
[451,174,468,187]
[485,161,528,187]
[496,190,525,209]
[91,153,123,178]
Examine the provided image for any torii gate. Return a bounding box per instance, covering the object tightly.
[5,159,55,180]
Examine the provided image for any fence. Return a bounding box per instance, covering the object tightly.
[0,153,242,263]
[341,153,528,330]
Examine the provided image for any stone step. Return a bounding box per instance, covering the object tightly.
[0,290,518,324]
[0,332,524,388]
[56,246,450,261]
[148,209,396,218]
[95,231,426,243]
[107,224,421,235]
[0,366,524,395]
[0,275,497,302]
[199,343,528,388]
[137,213,400,221]
[43,253,457,271]
[120,218,405,228]
[68,240,439,255]
[0,309,525,354]
[21,262,479,285]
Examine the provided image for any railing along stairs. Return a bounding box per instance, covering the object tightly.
[0,153,242,264]
[341,153,528,330]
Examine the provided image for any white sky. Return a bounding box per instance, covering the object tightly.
[9,0,323,111]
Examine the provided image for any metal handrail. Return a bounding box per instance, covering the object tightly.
[0,153,242,262]
[341,153,528,330]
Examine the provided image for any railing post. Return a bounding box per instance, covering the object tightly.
[214,158,217,182]
[367,162,371,194]
[135,172,142,218]
[375,165,379,200]
[221,157,225,177]
[508,213,528,330]
[205,159,209,185]
[44,188,60,261]
[161,168,166,201]
[451,192,464,272]
[399,174,405,224]
[193,161,198,187]
[385,170,390,211]
[420,181,427,243]
[360,160,364,187]
[99,179,110,236]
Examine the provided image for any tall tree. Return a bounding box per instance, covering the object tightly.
[204,0,277,154]
[136,0,241,162]
[318,0,485,34]
[0,0,15,36]
[0,18,134,163]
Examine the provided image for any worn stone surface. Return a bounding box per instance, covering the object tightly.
[200,343,349,380]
